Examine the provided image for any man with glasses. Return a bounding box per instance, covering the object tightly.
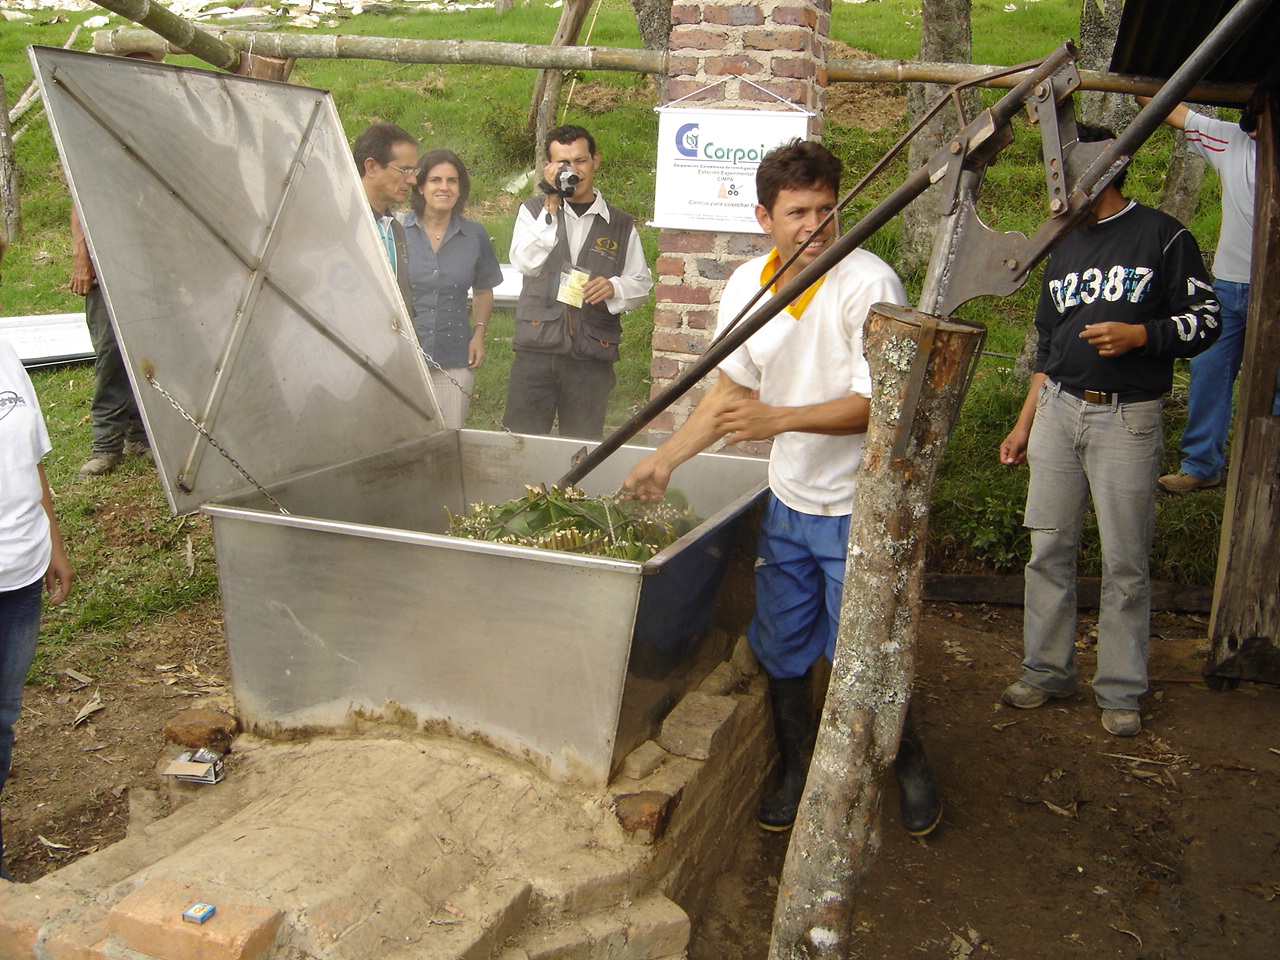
[353,122,418,317]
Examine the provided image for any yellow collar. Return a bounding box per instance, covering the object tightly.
[761,249,825,319]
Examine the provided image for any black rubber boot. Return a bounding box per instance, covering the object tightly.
[757,673,815,832]
[894,703,943,837]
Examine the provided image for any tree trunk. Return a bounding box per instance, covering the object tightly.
[1078,0,1135,130]
[629,0,671,103]
[767,305,986,960]
[527,0,593,156]
[0,73,20,243]
[1157,103,1219,228]
[900,0,978,276]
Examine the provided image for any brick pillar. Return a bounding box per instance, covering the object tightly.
[648,1,830,444]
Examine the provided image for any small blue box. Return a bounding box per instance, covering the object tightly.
[182,903,216,924]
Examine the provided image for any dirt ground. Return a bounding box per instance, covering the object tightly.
[6,596,1278,959]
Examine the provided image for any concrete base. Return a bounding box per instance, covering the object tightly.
[0,641,772,960]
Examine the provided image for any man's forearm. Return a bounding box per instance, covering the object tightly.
[773,394,870,436]
[651,375,752,473]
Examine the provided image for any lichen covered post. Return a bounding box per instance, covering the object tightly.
[768,302,985,960]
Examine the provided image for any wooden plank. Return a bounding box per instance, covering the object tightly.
[923,574,1213,612]
[1208,90,1280,684]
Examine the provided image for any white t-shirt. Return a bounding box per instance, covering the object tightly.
[1184,109,1256,284]
[1,340,53,591]
[715,249,908,516]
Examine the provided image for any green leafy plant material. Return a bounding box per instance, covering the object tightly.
[446,484,699,561]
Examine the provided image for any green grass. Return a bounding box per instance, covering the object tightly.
[24,364,219,683]
[2,0,1229,675]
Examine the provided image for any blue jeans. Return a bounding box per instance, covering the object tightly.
[1,579,42,875]
[1180,279,1249,481]
[1021,383,1162,711]
[747,494,850,680]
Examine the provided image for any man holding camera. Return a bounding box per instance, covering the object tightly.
[503,125,652,440]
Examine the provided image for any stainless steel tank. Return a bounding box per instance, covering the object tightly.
[33,47,768,785]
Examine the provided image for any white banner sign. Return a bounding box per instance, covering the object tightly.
[651,107,811,233]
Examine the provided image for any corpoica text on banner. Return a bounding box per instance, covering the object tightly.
[652,106,812,233]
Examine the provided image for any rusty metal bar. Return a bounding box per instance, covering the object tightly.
[556,44,1082,488]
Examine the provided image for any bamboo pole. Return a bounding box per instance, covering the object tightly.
[93,27,665,75]
[89,0,241,72]
[0,74,19,242]
[827,58,1253,104]
[767,305,985,960]
[8,27,82,128]
[91,27,1257,103]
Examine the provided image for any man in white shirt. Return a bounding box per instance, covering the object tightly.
[503,125,652,440]
[624,140,942,836]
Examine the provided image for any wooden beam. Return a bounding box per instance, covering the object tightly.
[923,574,1213,613]
[1207,88,1280,684]
[91,28,1259,104]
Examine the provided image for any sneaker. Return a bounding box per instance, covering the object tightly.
[1102,709,1142,737]
[1157,471,1221,493]
[123,439,152,459]
[1001,680,1076,710]
[78,451,124,476]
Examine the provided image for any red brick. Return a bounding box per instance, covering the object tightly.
[655,255,686,277]
[703,5,765,26]
[740,80,809,104]
[650,356,681,380]
[671,3,701,25]
[660,56,701,76]
[652,307,682,329]
[107,878,282,960]
[614,791,679,844]
[652,331,708,355]
[669,27,731,51]
[670,80,721,101]
[45,908,110,960]
[685,310,717,331]
[655,283,711,305]
[772,6,819,29]
[658,230,717,254]
[772,57,818,80]
[705,55,761,76]
[743,28,812,53]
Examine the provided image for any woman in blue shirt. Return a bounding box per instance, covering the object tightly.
[401,150,504,429]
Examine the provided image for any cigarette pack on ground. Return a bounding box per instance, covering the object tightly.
[162,748,225,784]
[182,903,216,924]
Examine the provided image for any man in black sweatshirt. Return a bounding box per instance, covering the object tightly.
[998,124,1220,738]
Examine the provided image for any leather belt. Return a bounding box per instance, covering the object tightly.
[1058,383,1162,405]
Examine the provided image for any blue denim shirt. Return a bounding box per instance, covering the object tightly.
[401,211,503,368]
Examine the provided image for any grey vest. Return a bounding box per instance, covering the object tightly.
[513,196,634,363]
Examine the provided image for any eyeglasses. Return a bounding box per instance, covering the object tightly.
[386,163,415,176]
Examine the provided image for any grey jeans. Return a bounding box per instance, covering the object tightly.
[85,286,145,453]
[1021,381,1163,711]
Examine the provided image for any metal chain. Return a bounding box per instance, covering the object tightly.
[397,328,521,441]
[144,372,291,515]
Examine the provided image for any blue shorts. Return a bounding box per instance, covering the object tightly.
[747,493,850,680]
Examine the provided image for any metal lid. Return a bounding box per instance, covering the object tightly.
[31,47,444,515]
